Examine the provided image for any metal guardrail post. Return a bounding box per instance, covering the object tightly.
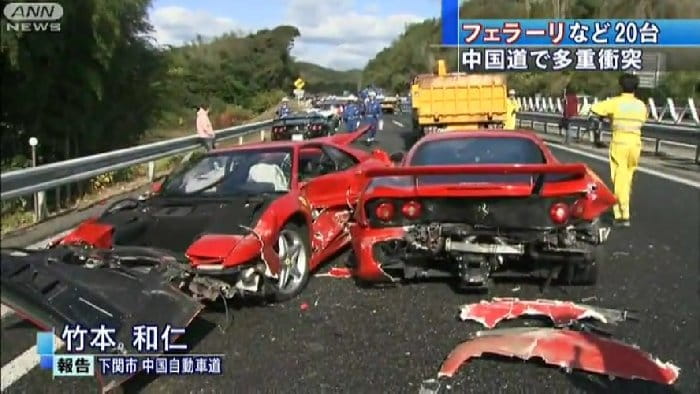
[147,161,155,181]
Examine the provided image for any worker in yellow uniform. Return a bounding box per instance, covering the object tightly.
[589,74,647,228]
[504,89,520,130]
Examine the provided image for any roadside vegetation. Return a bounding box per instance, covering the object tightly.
[0,0,337,235]
[363,0,700,101]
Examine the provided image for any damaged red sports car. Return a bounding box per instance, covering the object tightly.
[348,131,616,291]
[1,133,391,335]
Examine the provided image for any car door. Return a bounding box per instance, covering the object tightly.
[299,144,361,255]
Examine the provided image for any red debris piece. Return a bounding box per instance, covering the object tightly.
[438,327,679,385]
[300,302,309,311]
[316,267,352,278]
[459,298,631,328]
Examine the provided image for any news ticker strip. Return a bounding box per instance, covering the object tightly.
[454,47,671,72]
[440,2,700,47]
[47,354,224,377]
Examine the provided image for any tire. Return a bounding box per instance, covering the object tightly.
[269,222,311,302]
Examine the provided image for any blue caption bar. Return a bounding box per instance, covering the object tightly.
[441,6,700,47]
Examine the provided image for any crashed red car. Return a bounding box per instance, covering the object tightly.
[349,131,616,291]
[1,129,389,354]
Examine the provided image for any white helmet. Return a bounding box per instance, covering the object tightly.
[508,89,516,96]
[282,97,289,102]
[369,91,377,98]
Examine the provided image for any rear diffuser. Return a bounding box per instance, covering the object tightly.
[0,248,204,392]
[438,327,679,385]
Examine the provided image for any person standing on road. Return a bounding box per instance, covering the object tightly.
[277,97,291,118]
[196,104,216,151]
[342,100,360,132]
[561,87,579,144]
[504,89,520,130]
[589,73,647,228]
[365,91,383,145]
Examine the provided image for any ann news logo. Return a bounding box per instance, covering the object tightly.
[3,2,63,33]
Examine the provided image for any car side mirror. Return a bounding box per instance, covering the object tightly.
[389,152,404,163]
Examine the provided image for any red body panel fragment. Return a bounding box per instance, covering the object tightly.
[316,267,352,278]
[185,234,243,263]
[459,298,631,328]
[59,219,114,249]
[438,327,679,385]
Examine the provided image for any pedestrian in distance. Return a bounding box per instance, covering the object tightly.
[277,97,291,118]
[196,104,216,151]
[589,73,647,228]
[561,87,579,144]
[504,89,521,130]
[364,91,383,145]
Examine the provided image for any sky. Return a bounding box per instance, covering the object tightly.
[148,0,442,70]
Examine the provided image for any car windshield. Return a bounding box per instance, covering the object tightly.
[160,148,293,197]
[409,137,549,184]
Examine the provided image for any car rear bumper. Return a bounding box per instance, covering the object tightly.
[349,223,608,282]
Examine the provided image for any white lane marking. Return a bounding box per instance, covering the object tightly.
[1,228,73,390]
[392,120,404,128]
[1,229,74,320]
[547,142,700,189]
[1,336,64,391]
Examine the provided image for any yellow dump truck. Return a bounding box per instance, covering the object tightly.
[411,60,508,135]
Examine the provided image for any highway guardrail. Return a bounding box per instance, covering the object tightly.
[516,112,699,163]
[1,121,272,207]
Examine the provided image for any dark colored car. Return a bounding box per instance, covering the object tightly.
[271,113,335,141]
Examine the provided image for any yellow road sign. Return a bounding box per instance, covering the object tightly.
[294,78,305,89]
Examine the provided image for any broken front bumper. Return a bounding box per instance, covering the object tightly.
[0,247,204,391]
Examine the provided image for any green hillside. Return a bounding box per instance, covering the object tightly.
[362,0,700,99]
[296,61,362,94]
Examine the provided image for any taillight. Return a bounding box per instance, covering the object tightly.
[374,202,395,221]
[571,199,585,218]
[549,202,570,224]
[401,200,422,219]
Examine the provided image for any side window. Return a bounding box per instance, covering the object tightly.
[323,146,358,171]
[299,148,323,182]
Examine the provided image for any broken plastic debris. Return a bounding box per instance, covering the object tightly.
[300,302,309,311]
[437,327,679,385]
[459,297,634,329]
[315,267,352,278]
[419,378,442,394]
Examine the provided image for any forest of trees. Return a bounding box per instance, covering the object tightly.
[2,0,699,173]
[0,1,305,172]
[362,0,700,98]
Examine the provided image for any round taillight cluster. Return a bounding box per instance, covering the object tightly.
[549,202,570,224]
[374,200,423,222]
[309,124,322,131]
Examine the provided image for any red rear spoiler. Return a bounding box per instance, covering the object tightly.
[363,163,588,178]
[322,124,371,145]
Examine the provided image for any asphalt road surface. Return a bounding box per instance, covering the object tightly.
[2,114,698,394]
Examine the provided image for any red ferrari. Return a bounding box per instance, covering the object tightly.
[348,131,616,291]
[0,129,390,347]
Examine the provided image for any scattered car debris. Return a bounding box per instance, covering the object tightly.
[315,267,352,278]
[300,302,310,311]
[458,298,636,329]
[437,327,680,385]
